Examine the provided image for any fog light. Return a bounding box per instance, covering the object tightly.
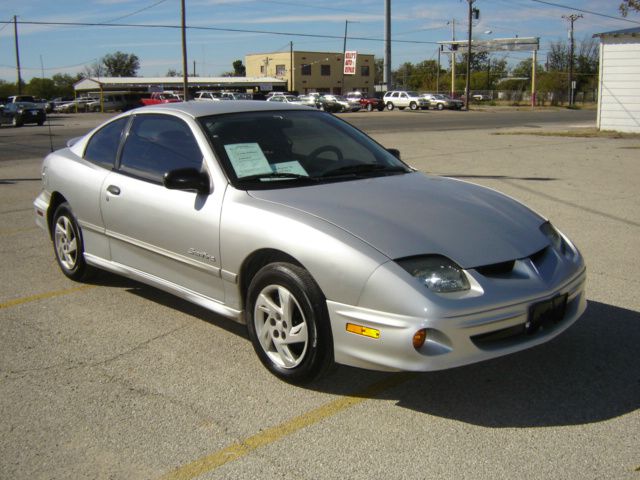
[413,329,427,349]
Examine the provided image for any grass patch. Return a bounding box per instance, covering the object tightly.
[492,128,640,139]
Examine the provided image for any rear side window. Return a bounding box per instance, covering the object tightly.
[84,117,129,169]
[119,114,203,182]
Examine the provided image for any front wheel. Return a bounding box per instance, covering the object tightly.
[366,103,373,112]
[386,102,394,111]
[437,103,444,111]
[52,202,95,281]
[246,263,333,384]
[409,101,418,110]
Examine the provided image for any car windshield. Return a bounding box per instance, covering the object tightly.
[199,110,411,189]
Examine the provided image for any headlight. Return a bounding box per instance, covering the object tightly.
[540,221,569,255]
[397,255,470,293]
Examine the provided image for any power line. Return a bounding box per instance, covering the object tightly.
[0,19,440,45]
[102,0,170,24]
[528,0,640,25]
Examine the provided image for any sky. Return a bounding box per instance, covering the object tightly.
[1,0,639,83]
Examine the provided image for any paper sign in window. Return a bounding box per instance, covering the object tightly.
[224,143,272,178]
[272,161,308,176]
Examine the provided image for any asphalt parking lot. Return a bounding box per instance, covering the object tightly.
[1,110,639,480]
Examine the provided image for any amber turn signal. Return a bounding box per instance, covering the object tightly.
[412,329,427,349]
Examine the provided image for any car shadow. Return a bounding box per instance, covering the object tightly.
[313,300,640,428]
[87,270,249,339]
[89,271,639,428]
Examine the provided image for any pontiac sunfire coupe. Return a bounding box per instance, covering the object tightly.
[34,101,586,383]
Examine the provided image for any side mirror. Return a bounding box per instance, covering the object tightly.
[164,168,211,195]
[387,148,401,160]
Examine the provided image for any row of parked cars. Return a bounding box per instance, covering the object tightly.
[193,90,466,113]
[0,89,466,128]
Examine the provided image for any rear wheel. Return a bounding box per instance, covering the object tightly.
[366,103,373,112]
[52,203,95,281]
[409,101,418,110]
[246,262,333,384]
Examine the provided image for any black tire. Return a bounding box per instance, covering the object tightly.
[386,102,394,111]
[51,202,95,281]
[12,116,22,127]
[366,103,373,112]
[246,262,334,384]
[409,101,418,110]
[437,103,444,111]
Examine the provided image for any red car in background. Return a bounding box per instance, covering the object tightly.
[345,92,384,111]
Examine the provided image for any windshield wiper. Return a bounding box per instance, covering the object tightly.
[238,172,316,182]
[320,164,409,178]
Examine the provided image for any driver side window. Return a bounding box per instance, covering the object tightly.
[119,114,203,182]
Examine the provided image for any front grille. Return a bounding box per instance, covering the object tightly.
[475,260,515,276]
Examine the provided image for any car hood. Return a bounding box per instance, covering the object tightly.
[248,172,548,268]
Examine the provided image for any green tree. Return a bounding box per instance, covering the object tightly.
[102,51,140,77]
[52,73,83,96]
[232,60,246,77]
[0,80,17,98]
[26,77,57,99]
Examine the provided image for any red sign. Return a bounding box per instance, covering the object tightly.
[344,50,357,75]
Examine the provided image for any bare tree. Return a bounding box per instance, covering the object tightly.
[619,0,640,16]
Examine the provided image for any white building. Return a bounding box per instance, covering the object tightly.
[594,27,640,133]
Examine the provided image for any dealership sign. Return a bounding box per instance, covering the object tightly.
[344,51,357,75]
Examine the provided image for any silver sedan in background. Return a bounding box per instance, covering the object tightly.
[34,101,586,384]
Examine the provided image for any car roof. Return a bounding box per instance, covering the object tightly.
[129,100,311,118]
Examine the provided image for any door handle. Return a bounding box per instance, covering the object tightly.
[106,185,121,195]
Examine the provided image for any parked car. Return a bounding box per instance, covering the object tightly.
[472,93,491,101]
[34,101,586,384]
[86,94,128,112]
[0,102,46,127]
[140,92,182,106]
[220,92,252,100]
[266,95,302,105]
[297,95,321,108]
[195,91,222,102]
[54,97,97,113]
[382,91,429,111]
[421,93,464,110]
[318,95,360,112]
[7,95,49,112]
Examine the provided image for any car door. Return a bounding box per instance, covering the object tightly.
[100,113,225,302]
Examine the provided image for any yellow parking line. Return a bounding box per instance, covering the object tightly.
[0,285,95,309]
[159,372,415,480]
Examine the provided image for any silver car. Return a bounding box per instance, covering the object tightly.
[34,101,586,384]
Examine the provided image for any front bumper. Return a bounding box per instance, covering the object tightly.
[327,267,586,372]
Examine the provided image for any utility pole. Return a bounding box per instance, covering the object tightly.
[181,0,189,100]
[14,16,23,94]
[290,41,293,92]
[562,13,582,106]
[464,1,476,111]
[449,19,456,98]
[436,47,441,93]
[384,0,392,91]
